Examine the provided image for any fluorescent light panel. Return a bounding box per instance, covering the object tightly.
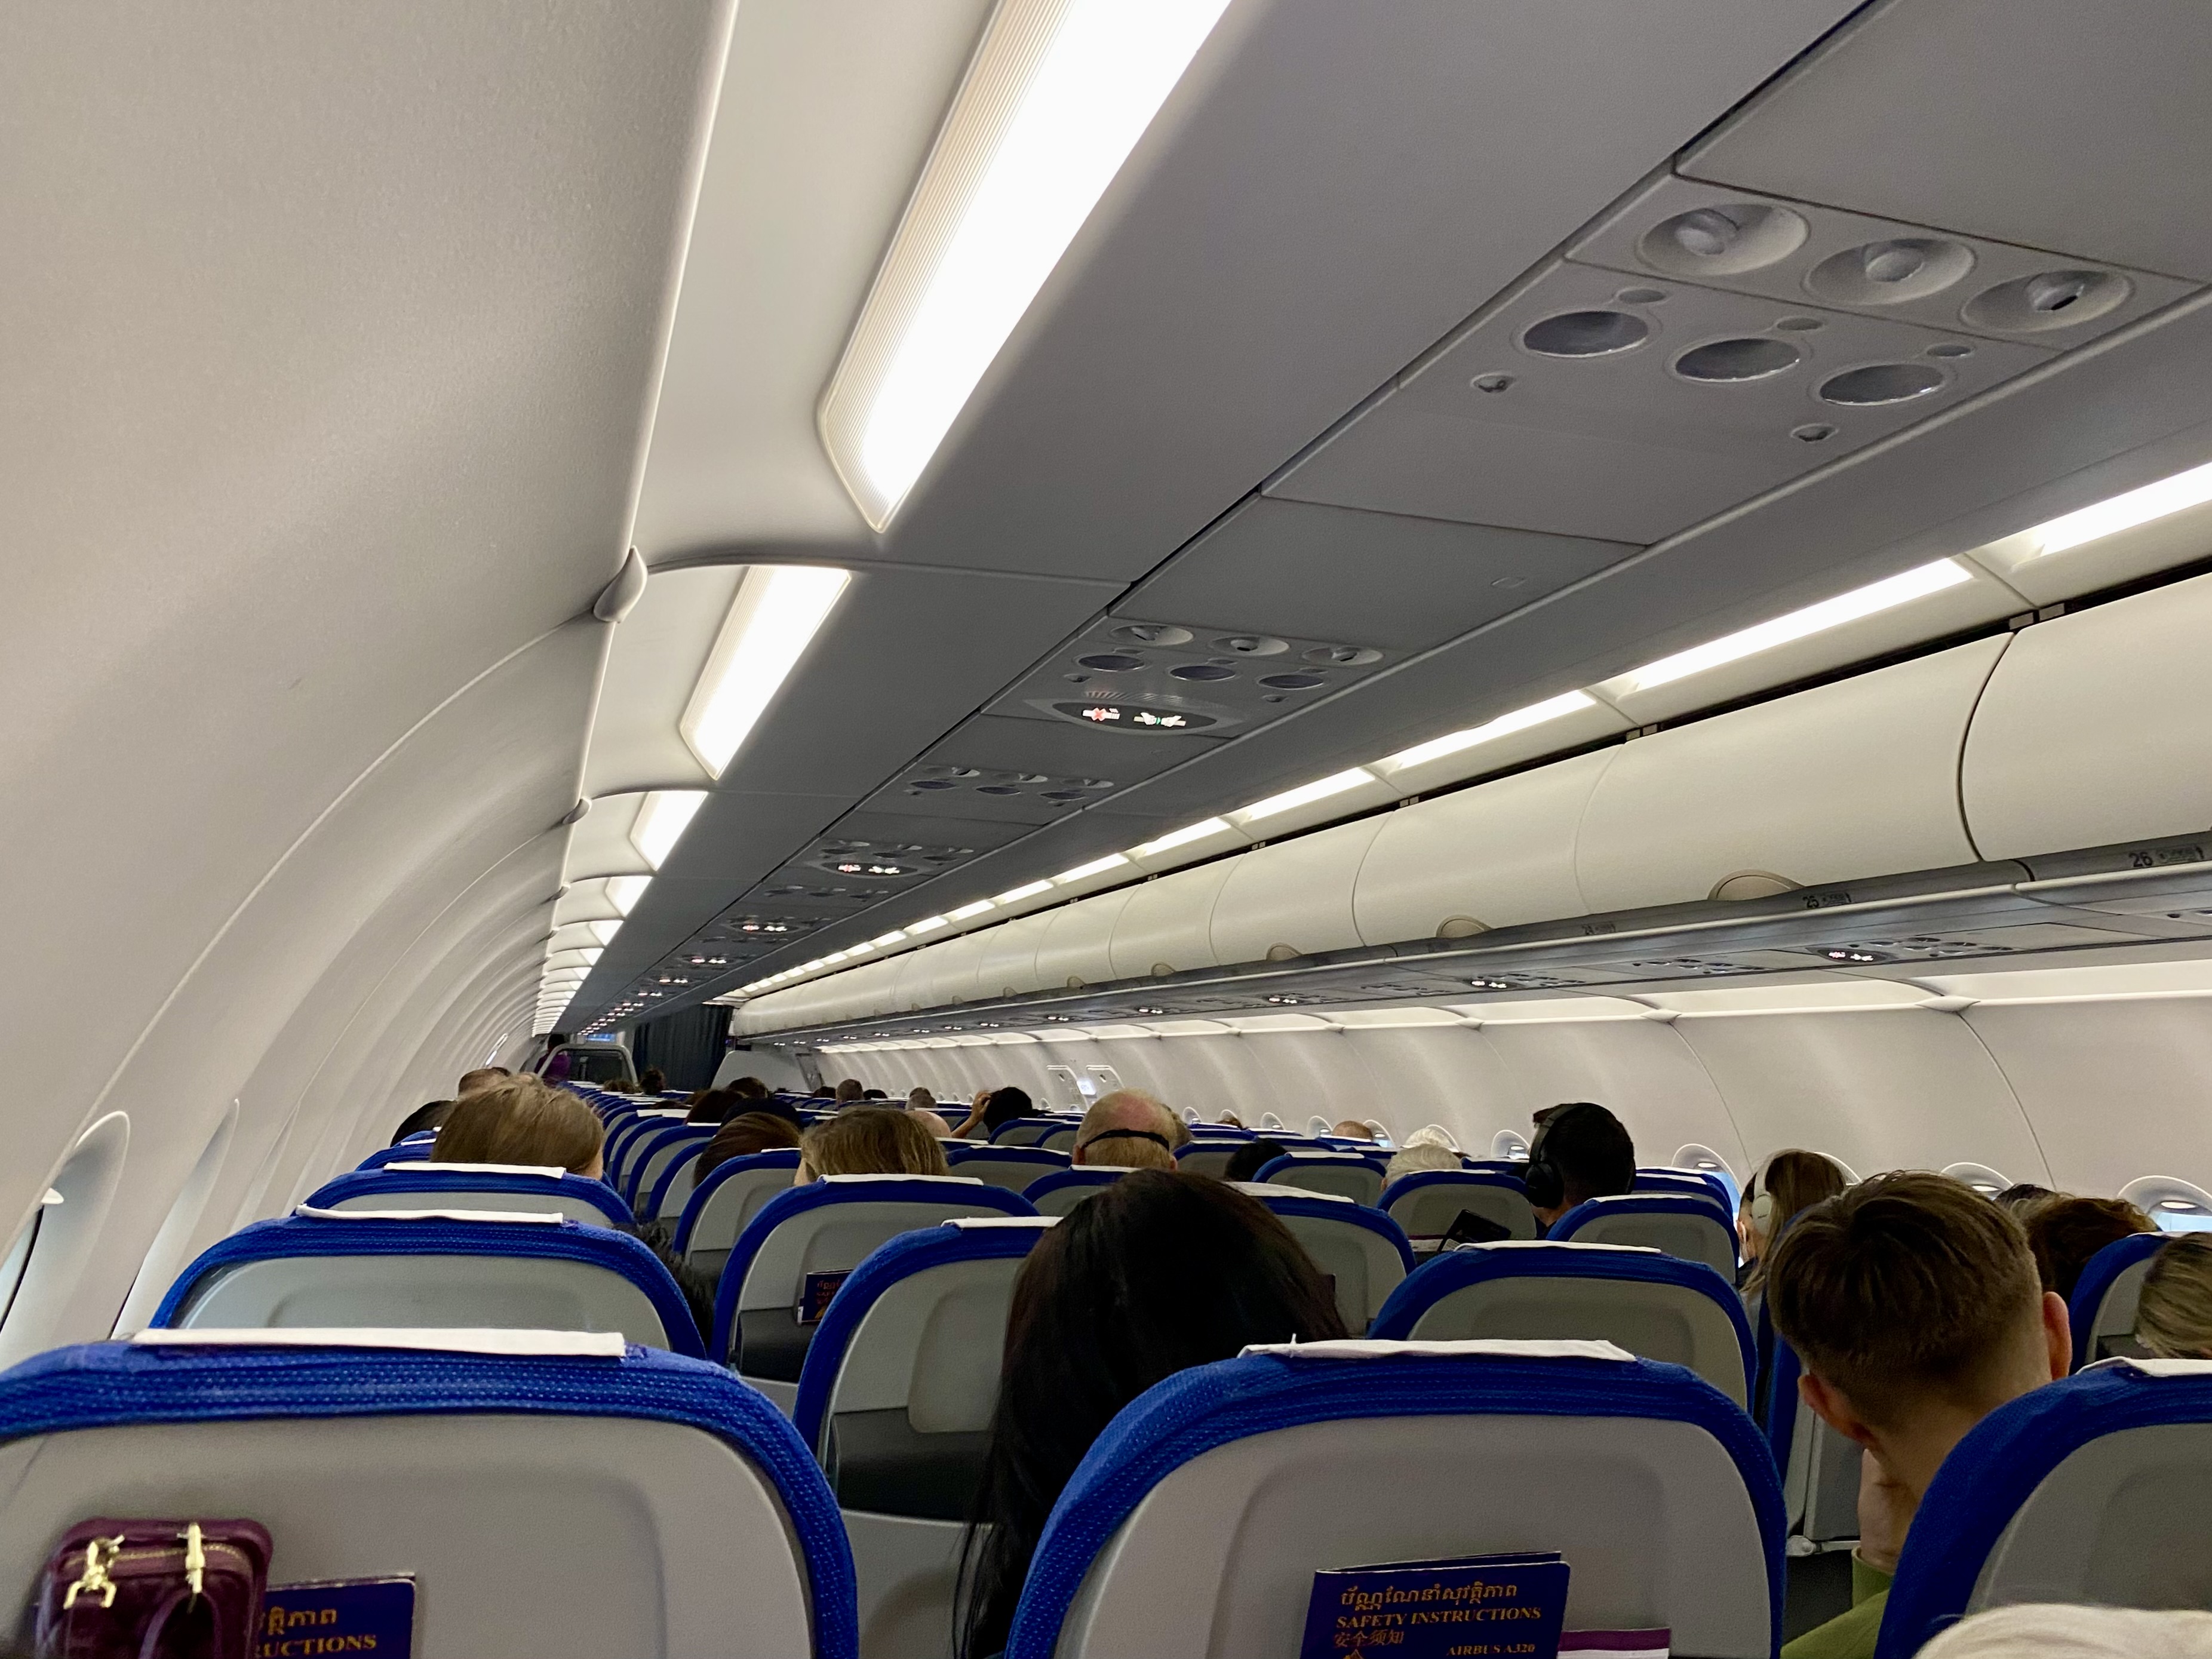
[1130,818,1231,858]
[1619,560,1971,694]
[1055,853,1129,883]
[1237,768,1375,823]
[820,0,1236,527]
[948,899,995,920]
[1385,692,1596,772]
[607,875,651,916]
[2033,457,2212,555]
[995,880,1053,903]
[587,920,623,947]
[680,566,851,776]
[629,790,707,871]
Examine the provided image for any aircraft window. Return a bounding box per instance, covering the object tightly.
[1940,1161,2011,1197]
[1672,1144,1741,1209]
[0,1193,56,1328]
[111,1102,239,1336]
[1489,1129,1529,1161]
[2121,1175,2212,1234]
[0,1112,130,1369]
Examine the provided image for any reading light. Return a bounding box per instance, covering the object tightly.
[995,880,1053,903]
[2032,457,2212,555]
[1384,692,1597,772]
[819,0,1236,527]
[607,875,651,916]
[948,899,996,920]
[1615,560,1971,693]
[629,791,707,871]
[680,566,852,776]
[1130,818,1233,858]
[1236,768,1376,824]
[1055,853,1129,883]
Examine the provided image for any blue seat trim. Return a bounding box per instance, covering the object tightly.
[303,1169,634,1225]
[1550,1191,1737,1246]
[1023,1168,1128,1206]
[355,1142,436,1170]
[613,1120,704,1199]
[1251,1153,1388,1185]
[672,1148,804,1255]
[1636,1170,1732,1207]
[947,1145,1073,1177]
[1003,1347,1784,1659]
[2067,1231,2168,1371]
[791,1220,1052,1451]
[1369,1243,1755,1378]
[0,1340,856,1659]
[989,1117,1071,1147]
[149,1214,705,1359]
[709,1179,1038,1365]
[1243,1191,1414,1272]
[1760,1320,1803,1477]
[638,1126,718,1216]
[1876,1363,2212,1659]
[1379,1169,1528,1208]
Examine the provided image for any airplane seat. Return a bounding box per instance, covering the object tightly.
[633,1125,718,1220]
[1371,1241,1755,1407]
[607,1112,698,1196]
[1250,1153,1387,1207]
[1636,1169,1735,1209]
[1025,1167,1133,1217]
[1038,1126,1079,1154]
[355,1141,437,1170]
[1462,1157,1531,1177]
[2069,1231,2170,1369]
[0,1332,856,1658]
[712,1176,1039,1412]
[1227,1185,1412,1334]
[149,1210,703,1357]
[945,1144,1071,1193]
[674,1149,806,1280]
[989,1117,1070,1148]
[794,1218,1057,1659]
[1759,1327,1866,1550]
[1001,1340,1781,1659]
[1549,1193,1738,1278]
[1172,1142,1243,1181]
[1381,1170,1539,1243]
[1876,1359,2212,1658]
[304,1165,634,1229]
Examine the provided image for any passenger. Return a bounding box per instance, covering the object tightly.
[432,1077,717,1338]
[834,1078,866,1105]
[1768,1174,2069,1659]
[1071,1090,1179,1170]
[1222,1138,1290,1184]
[1381,1142,1461,1187]
[1331,1120,1375,1141]
[1739,1150,1850,1297]
[953,1085,1034,1141]
[2024,1195,2156,1301]
[2137,1234,2212,1360]
[638,1066,665,1095]
[455,1064,509,1098]
[1523,1101,1636,1230]
[862,1087,889,1100]
[1918,1603,2212,1658]
[795,1106,953,1182]
[1994,1182,2057,1215]
[908,1086,938,1113]
[390,1099,454,1144]
[957,1171,1346,1658]
[1215,1111,1246,1128]
[686,1086,740,1125]
[693,1110,804,1188]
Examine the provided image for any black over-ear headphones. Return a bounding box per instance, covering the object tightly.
[1522,1101,1612,1211]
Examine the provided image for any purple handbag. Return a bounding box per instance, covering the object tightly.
[33,1519,272,1659]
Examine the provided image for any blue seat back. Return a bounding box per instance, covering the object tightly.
[631,1125,717,1218]
[1251,1153,1386,1207]
[1003,1341,1781,1659]
[1232,1185,1412,1331]
[1878,1360,2212,1658]
[1550,1192,1738,1277]
[0,1335,855,1658]
[989,1117,1070,1147]
[607,1111,695,1193]
[356,1141,437,1170]
[947,1144,1073,1193]
[1173,1142,1244,1181]
[305,1166,634,1228]
[1026,1167,1132,1216]
[675,1148,805,1276]
[2069,1231,2169,1369]
[1371,1242,1753,1406]
[151,1211,702,1356]
[1381,1170,1538,1242]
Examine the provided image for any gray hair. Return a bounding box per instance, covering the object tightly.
[1919,1605,2212,1659]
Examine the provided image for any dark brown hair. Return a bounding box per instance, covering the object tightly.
[1766,1171,2041,1425]
[2024,1196,2155,1301]
[432,1076,603,1173]
[693,1111,804,1188]
[1743,1149,1850,1295]
[801,1107,951,1178]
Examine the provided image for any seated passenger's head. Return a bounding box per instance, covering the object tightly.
[1523,1101,1635,1227]
[1995,1182,2056,1215]
[454,1065,509,1098]
[687,1086,740,1125]
[2137,1234,2212,1360]
[981,1086,1033,1135]
[908,1086,937,1112]
[638,1067,665,1095]
[960,1171,1346,1657]
[729,1076,769,1100]
[1330,1120,1375,1142]
[1768,1172,2067,1502]
[391,1099,454,1144]
[834,1078,865,1104]
[433,1076,606,1178]
[1073,1090,1179,1170]
[1383,1144,1461,1187]
[2026,1195,2156,1301]
[694,1111,804,1188]
[797,1106,952,1182]
[1222,1138,1289,1184]
[1740,1149,1850,1276]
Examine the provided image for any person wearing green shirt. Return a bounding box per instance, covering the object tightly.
[1766,1173,2073,1659]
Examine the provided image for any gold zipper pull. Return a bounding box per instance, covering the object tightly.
[181,1523,206,1600]
[63,1534,124,1609]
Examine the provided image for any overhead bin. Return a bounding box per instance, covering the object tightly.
[1211,817,1387,964]
[975,910,1056,999]
[1353,749,1613,947]
[1107,859,1240,981]
[1962,572,2212,861]
[1033,887,1135,990]
[1575,637,2005,914]
[915,926,994,1009]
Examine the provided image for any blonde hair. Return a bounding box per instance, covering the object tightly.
[2138,1234,2212,1360]
[800,1108,951,1178]
[432,1077,603,1173]
[1919,1604,2212,1658]
[1384,1145,1461,1186]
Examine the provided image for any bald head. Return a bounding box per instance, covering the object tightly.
[1074,1089,1180,1170]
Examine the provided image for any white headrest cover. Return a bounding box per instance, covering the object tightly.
[943,1216,1060,1230]
[404,1162,570,1178]
[293,1205,562,1224]
[1242,1338,1636,1363]
[819,1173,986,1186]
[2102,1356,2212,1378]
[1454,1240,1663,1255]
[1228,1182,1354,1204]
[132,1328,626,1357]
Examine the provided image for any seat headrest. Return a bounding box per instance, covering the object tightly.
[132,1328,629,1357]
